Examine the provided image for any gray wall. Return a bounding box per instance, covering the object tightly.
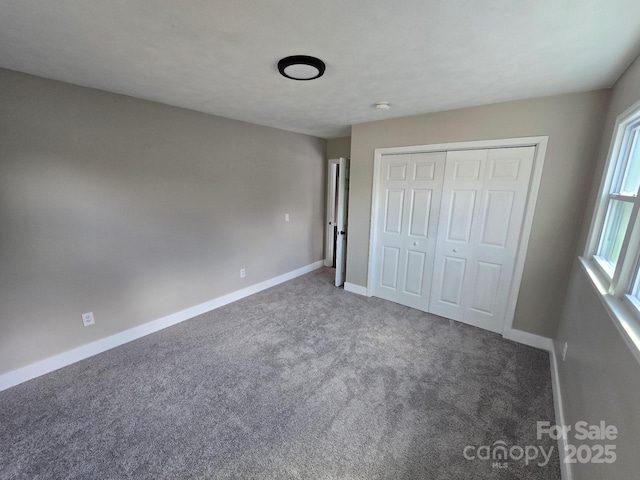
[326,136,351,160]
[555,55,640,480]
[346,91,610,337]
[0,68,326,375]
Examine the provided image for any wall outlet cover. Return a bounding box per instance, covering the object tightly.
[82,312,95,327]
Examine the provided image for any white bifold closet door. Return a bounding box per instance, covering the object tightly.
[429,146,535,332]
[372,152,445,311]
[371,146,535,334]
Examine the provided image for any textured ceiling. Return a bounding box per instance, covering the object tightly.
[1,0,640,138]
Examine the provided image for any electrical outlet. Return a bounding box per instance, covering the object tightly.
[285,213,290,222]
[240,268,246,278]
[82,312,95,327]
[562,342,568,361]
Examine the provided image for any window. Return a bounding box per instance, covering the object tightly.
[585,99,640,355]
[593,117,640,279]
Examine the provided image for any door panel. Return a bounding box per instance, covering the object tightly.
[381,246,400,289]
[447,190,477,243]
[372,152,445,311]
[414,162,435,180]
[388,163,407,181]
[404,250,426,295]
[461,147,535,329]
[409,189,432,238]
[385,189,404,234]
[439,256,466,306]
[489,157,521,180]
[454,159,482,180]
[479,191,514,247]
[469,261,502,314]
[430,146,535,332]
[430,149,486,320]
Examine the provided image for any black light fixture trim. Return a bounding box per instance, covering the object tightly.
[278,55,326,81]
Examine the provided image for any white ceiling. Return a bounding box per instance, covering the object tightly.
[1,1,640,138]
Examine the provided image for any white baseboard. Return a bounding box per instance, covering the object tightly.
[504,328,554,351]
[344,282,367,296]
[507,330,570,478]
[0,260,323,392]
[550,345,572,480]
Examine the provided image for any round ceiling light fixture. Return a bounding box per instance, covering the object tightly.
[374,102,391,109]
[278,55,326,81]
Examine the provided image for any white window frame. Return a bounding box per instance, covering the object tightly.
[584,98,640,362]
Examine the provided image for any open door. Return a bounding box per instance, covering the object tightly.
[335,157,350,287]
[325,159,340,267]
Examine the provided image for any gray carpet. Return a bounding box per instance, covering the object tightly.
[0,268,560,479]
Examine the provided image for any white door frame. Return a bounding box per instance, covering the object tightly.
[367,136,548,337]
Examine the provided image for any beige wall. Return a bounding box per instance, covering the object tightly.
[0,68,326,375]
[326,136,351,160]
[347,91,610,337]
[554,55,640,480]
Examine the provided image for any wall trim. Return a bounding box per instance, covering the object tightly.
[508,330,571,478]
[504,328,554,351]
[344,282,368,296]
[550,345,573,480]
[0,260,324,392]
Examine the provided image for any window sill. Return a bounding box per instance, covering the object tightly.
[580,257,640,365]
[591,255,614,281]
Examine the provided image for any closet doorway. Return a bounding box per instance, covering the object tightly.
[367,138,547,334]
